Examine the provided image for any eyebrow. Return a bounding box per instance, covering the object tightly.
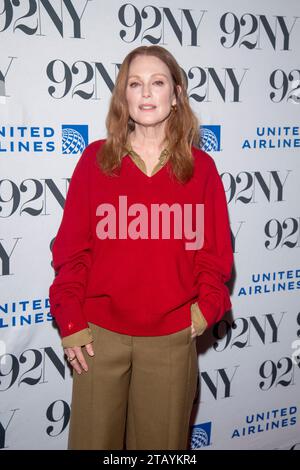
[127,73,169,80]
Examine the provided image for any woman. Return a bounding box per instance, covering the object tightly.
[49,45,233,450]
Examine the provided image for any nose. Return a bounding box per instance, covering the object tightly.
[142,83,151,98]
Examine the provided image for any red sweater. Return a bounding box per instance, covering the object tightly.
[49,139,233,338]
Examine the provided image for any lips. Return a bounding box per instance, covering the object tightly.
[139,104,156,110]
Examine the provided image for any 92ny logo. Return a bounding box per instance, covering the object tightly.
[0,169,291,220]
[0,400,70,449]
[0,0,92,38]
[44,59,300,104]
[118,5,299,50]
[3,2,297,51]
[0,346,68,391]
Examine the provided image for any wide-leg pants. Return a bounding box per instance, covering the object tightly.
[68,322,198,450]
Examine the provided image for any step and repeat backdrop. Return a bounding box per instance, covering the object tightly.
[1,0,300,450]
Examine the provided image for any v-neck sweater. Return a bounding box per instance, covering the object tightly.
[49,139,233,340]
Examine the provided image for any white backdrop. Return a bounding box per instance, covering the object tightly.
[1,0,300,450]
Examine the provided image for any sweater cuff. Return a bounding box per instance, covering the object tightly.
[191,302,208,336]
[61,327,93,348]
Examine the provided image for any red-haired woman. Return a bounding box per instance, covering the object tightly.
[49,45,233,450]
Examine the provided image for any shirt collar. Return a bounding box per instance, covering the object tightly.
[121,142,171,165]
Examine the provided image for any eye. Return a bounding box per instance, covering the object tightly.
[154,80,164,86]
[129,81,140,88]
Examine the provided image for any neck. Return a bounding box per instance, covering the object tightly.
[129,123,167,150]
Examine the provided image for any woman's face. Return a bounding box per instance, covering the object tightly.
[125,54,178,129]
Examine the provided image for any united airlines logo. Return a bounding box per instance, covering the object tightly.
[0,124,88,155]
[231,406,297,439]
[199,126,221,152]
[62,125,88,155]
[242,125,300,150]
[190,421,212,448]
[0,297,52,330]
[238,268,300,297]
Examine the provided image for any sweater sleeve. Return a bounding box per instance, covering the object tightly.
[49,145,93,340]
[61,327,93,348]
[193,158,233,329]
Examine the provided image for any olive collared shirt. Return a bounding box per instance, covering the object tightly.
[61,146,207,348]
[121,144,171,177]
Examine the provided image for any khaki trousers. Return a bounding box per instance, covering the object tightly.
[68,322,198,450]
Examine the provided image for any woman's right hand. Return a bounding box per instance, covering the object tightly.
[64,343,95,374]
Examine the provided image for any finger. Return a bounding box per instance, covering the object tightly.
[65,347,83,375]
[74,347,88,372]
[85,343,95,357]
[72,358,83,375]
[64,347,77,362]
[64,347,74,358]
[191,323,197,339]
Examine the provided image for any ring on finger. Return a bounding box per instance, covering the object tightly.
[67,356,76,362]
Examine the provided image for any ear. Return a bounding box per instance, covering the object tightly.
[172,85,182,106]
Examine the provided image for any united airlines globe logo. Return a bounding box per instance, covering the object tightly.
[199,125,221,152]
[200,127,218,152]
[61,125,89,155]
[191,428,209,448]
[190,422,212,449]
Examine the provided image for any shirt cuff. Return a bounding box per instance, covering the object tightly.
[191,302,208,336]
[61,327,93,348]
